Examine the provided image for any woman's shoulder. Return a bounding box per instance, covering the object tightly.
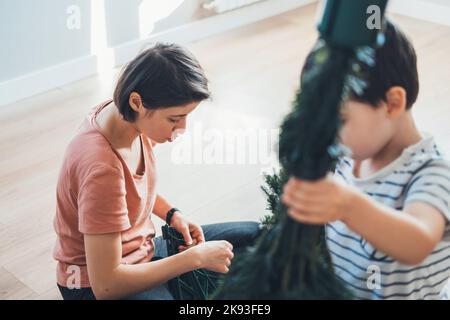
[63,122,124,178]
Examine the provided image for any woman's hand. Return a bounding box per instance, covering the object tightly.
[185,240,234,273]
[170,212,205,251]
[282,174,358,224]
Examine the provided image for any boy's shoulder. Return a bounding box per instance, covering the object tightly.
[336,135,450,182]
[397,135,450,179]
[335,134,450,239]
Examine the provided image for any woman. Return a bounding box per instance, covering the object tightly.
[53,43,260,300]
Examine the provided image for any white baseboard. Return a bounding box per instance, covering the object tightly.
[115,0,450,68]
[0,0,315,106]
[0,55,97,106]
[2,0,449,107]
[113,0,316,67]
[388,0,450,27]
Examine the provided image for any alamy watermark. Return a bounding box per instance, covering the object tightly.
[367,264,382,290]
[66,5,81,30]
[367,4,383,30]
[66,265,81,289]
[170,123,280,171]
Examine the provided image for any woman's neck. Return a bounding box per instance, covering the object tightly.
[96,102,141,150]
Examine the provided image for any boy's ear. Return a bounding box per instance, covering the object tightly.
[385,86,407,117]
[129,92,143,113]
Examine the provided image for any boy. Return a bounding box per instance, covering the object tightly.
[282,21,450,299]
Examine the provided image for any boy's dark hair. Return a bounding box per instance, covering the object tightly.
[114,42,211,122]
[301,21,419,109]
[352,21,419,109]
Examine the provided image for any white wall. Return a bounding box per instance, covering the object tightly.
[2,0,449,106]
[0,0,92,82]
[0,0,205,82]
[0,0,314,106]
[388,0,450,27]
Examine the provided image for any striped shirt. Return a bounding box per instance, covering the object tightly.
[327,135,450,300]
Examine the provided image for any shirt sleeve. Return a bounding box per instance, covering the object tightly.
[78,164,131,234]
[404,160,450,239]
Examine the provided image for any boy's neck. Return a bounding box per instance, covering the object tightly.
[356,112,423,178]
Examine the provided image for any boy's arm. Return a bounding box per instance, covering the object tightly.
[343,193,446,265]
[282,175,447,265]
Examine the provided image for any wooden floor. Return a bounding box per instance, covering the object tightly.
[1,3,450,299]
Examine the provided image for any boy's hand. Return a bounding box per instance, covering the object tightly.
[282,174,357,224]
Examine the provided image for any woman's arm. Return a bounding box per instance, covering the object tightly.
[152,194,173,221]
[84,232,233,300]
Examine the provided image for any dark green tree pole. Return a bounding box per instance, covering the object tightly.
[213,0,388,299]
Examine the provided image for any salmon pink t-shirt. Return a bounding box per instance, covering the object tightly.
[53,100,157,288]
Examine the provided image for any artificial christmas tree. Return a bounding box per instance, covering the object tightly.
[213,0,388,299]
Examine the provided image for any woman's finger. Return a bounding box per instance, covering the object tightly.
[191,225,205,244]
[222,240,233,251]
[180,227,193,246]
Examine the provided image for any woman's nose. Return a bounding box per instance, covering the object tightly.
[176,118,187,130]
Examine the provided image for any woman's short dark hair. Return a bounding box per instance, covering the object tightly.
[113,42,211,122]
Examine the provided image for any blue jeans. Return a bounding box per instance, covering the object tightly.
[57,221,261,300]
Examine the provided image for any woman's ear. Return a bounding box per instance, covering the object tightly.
[129,92,143,113]
[385,86,407,118]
